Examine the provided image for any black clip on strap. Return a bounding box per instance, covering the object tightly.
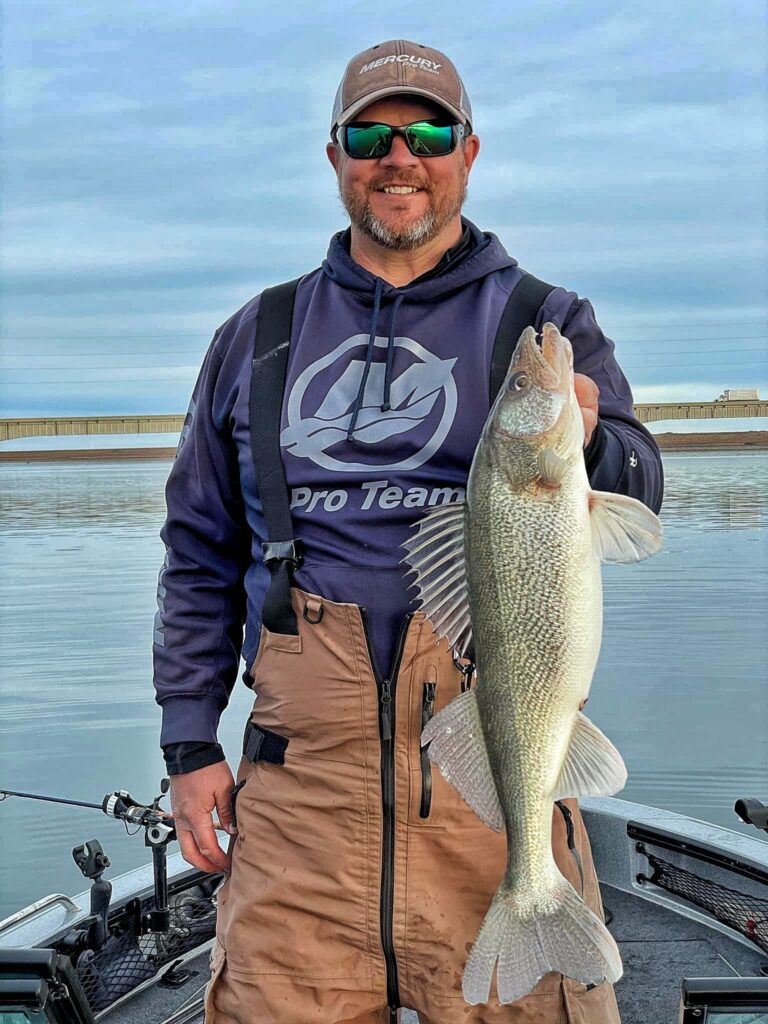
[260,540,303,636]
[243,721,288,766]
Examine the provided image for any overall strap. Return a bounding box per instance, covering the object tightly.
[489,273,556,402]
[249,276,304,634]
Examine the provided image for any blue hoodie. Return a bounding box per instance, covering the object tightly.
[153,219,663,751]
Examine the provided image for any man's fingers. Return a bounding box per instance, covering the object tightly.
[574,373,599,447]
[176,825,228,874]
[191,819,231,873]
[216,790,238,836]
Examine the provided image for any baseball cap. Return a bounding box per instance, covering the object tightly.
[331,39,473,136]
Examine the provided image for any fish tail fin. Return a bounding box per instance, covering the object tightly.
[463,876,623,1005]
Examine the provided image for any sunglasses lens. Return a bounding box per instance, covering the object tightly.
[344,124,392,159]
[405,122,455,156]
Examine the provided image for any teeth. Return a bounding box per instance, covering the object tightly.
[383,186,419,194]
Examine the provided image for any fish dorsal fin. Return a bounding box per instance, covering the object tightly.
[589,491,662,563]
[400,500,473,656]
[422,689,504,831]
[553,711,627,800]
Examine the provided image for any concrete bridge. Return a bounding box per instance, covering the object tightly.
[0,402,766,443]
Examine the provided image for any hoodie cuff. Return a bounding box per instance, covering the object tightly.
[162,741,226,776]
[159,694,225,747]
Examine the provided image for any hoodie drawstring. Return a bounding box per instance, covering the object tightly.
[381,292,405,412]
[347,277,383,440]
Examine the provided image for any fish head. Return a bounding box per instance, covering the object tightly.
[485,322,583,480]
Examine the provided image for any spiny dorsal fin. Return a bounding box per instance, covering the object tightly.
[400,500,473,656]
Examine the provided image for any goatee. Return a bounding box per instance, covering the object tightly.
[339,178,467,252]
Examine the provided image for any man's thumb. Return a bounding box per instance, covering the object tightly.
[216,791,238,835]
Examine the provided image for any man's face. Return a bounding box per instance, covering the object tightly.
[327,96,480,251]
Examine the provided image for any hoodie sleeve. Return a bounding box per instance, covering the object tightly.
[152,332,251,747]
[554,295,664,514]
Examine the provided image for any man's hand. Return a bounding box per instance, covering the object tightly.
[170,760,237,874]
[574,373,599,448]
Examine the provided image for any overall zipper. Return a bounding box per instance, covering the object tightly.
[419,682,437,818]
[360,608,413,1020]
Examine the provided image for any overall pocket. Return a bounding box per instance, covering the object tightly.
[419,682,437,819]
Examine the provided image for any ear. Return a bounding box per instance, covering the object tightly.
[463,133,480,174]
[326,141,340,172]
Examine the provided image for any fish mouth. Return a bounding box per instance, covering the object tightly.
[490,323,574,444]
[509,323,573,394]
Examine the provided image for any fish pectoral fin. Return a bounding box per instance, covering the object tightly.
[553,711,627,800]
[589,490,663,563]
[536,447,569,488]
[422,689,504,831]
[400,499,473,657]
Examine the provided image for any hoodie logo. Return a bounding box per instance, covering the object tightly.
[281,334,457,473]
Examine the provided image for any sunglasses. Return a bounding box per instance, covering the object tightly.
[337,119,465,159]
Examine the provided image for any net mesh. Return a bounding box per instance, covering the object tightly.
[72,883,218,1013]
[647,853,768,953]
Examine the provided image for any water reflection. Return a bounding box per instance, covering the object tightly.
[0,451,766,919]
[659,452,768,530]
[0,461,170,530]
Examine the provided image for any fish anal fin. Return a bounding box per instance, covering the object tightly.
[589,490,662,563]
[553,711,627,800]
[422,689,504,831]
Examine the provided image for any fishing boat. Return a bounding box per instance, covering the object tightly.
[1,789,767,1023]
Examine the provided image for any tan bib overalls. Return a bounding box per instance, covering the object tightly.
[204,589,621,1024]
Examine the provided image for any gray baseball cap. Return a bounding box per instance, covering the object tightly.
[331,39,473,136]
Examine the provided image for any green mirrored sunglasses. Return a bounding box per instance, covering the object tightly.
[337,119,465,159]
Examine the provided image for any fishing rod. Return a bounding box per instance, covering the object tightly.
[0,778,192,943]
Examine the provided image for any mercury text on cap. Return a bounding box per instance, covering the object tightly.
[359,54,442,75]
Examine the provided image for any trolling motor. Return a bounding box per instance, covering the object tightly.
[734,797,768,835]
[1,778,177,945]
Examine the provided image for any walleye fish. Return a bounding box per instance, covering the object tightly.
[402,322,662,1005]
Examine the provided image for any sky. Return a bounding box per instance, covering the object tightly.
[2,0,767,418]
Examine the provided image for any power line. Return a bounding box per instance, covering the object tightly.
[2,333,768,347]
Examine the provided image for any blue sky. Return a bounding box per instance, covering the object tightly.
[2,0,766,417]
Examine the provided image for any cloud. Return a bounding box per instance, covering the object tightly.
[1,0,766,416]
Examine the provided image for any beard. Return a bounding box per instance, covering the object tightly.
[339,172,467,251]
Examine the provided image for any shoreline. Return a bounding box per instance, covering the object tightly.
[0,431,766,462]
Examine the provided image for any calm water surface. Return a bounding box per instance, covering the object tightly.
[0,452,766,918]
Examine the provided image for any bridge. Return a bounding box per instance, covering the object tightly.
[0,402,766,443]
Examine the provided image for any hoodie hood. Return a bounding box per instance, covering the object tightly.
[321,218,518,436]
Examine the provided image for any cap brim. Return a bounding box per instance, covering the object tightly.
[334,86,469,132]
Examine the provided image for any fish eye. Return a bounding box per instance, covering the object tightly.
[507,371,529,393]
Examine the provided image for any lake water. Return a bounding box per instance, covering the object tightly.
[0,452,766,919]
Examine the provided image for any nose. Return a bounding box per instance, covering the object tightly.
[379,132,419,170]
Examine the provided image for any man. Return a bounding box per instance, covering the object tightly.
[154,39,663,1024]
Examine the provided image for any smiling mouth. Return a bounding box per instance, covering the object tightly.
[373,183,427,196]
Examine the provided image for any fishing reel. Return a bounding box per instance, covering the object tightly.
[100,780,177,933]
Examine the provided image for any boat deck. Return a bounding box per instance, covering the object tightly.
[103,881,767,1024]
